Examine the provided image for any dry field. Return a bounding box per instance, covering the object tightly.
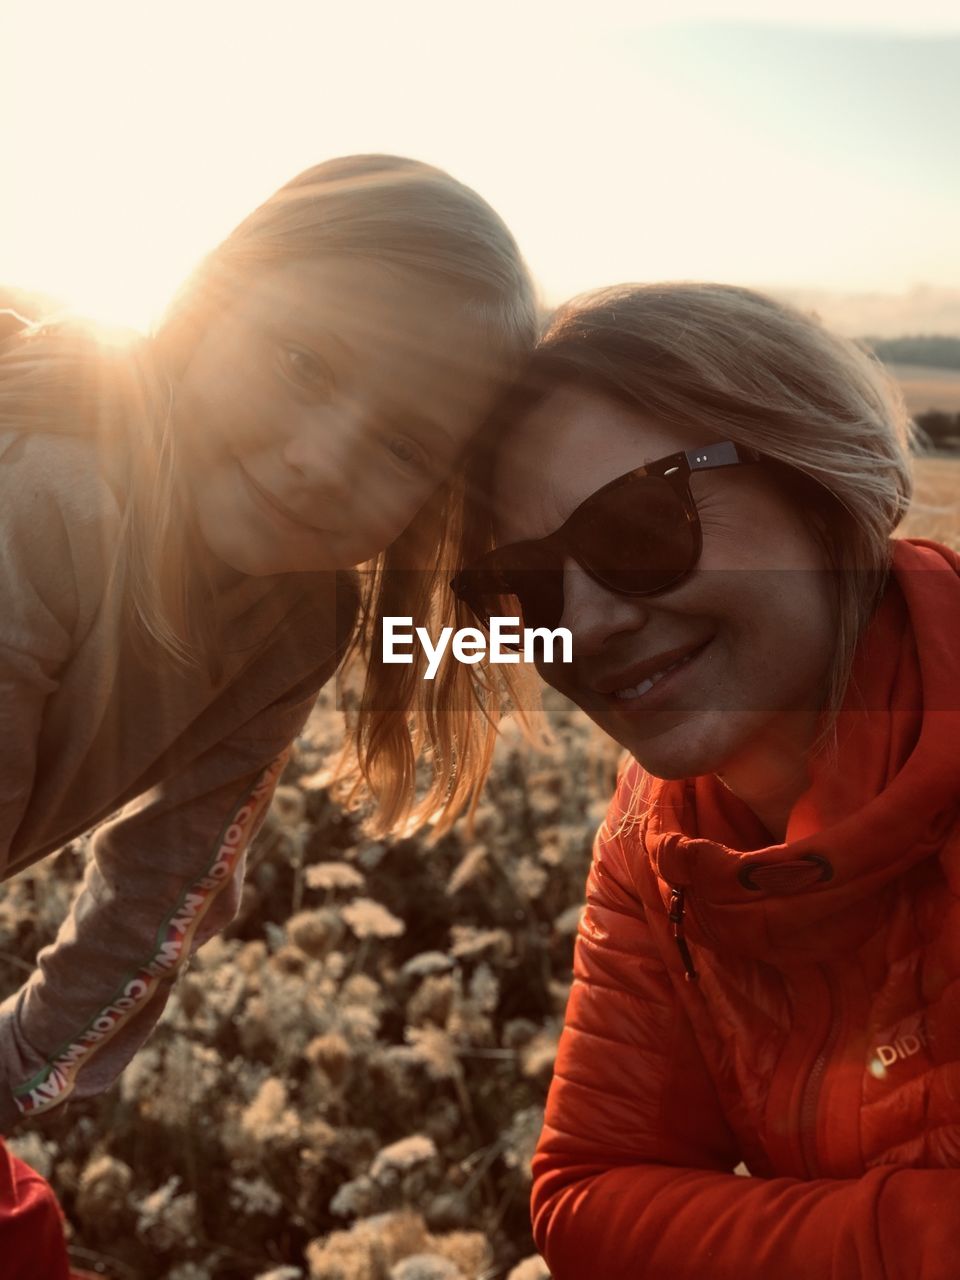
[901,454,960,549]
[889,364,960,415]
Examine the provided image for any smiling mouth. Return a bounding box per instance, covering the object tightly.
[236,462,323,533]
[608,641,711,705]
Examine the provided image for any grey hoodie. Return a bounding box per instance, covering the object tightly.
[0,428,357,1130]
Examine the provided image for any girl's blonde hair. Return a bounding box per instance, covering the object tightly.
[0,155,538,835]
[462,282,916,730]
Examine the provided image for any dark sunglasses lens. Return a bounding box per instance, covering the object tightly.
[576,475,698,593]
[504,568,564,633]
[456,553,564,645]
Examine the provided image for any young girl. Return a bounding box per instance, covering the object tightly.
[0,153,536,1272]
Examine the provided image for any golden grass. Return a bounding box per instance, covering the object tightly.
[901,455,960,550]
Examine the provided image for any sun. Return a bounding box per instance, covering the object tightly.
[17,252,193,335]
[0,181,218,334]
[0,244,194,336]
[54,279,173,335]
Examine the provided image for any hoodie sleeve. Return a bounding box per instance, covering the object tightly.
[531,791,960,1280]
[0,434,92,869]
[0,668,334,1132]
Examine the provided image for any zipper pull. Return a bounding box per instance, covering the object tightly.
[668,888,698,982]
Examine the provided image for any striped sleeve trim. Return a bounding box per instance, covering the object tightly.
[11,750,288,1116]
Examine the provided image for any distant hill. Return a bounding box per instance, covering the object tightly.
[866,336,960,371]
[772,286,960,341]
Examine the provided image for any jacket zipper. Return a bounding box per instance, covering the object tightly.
[668,888,698,982]
[798,965,841,1177]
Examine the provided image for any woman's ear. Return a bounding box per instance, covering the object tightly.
[806,503,841,568]
[767,460,841,569]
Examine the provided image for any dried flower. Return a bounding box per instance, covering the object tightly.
[506,1256,551,1280]
[511,857,548,901]
[306,1210,428,1280]
[6,1131,57,1181]
[445,845,488,897]
[288,909,342,957]
[389,1254,464,1280]
[329,1174,380,1219]
[548,980,572,1014]
[553,903,584,936]
[407,974,455,1028]
[236,939,269,973]
[240,1077,301,1147]
[370,1135,438,1182]
[468,964,499,1015]
[271,784,307,828]
[136,1176,199,1251]
[341,974,382,1007]
[230,1175,283,1216]
[337,1002,382,1044]
[305,1031,352,1086]
[401,952,455,980]
[525,780,560,818]
[448,926,511,963]
[306,863,366,892]
[167,1265,213,1280]
[502,1107,545,1181]
[74,1154,134,1235]
[404,1027,462,1081]
[521,1029,561,1081]
[501,1018,539,1051]
[342,898,405,940]
[425,1230,491,1278]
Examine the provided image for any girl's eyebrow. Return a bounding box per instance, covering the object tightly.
[265,316,356,368]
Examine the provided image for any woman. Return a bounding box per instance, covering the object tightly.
[0,154,536,1275]
[452,283,960,1278]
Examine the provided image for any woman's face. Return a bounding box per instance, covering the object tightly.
[493,385,838,781]
[175,257,507,578]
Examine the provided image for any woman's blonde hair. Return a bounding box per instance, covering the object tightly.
[0,154,538,835]
[462,282,916,730]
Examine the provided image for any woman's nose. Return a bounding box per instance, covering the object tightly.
[558,558,650,657]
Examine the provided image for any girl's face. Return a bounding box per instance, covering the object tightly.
[492,385,838,782]
[175,258,507,577]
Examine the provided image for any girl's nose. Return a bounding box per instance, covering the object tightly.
[281,410,364,498]
[558,558,650,657]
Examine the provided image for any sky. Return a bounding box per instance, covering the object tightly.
[2,0,959,332]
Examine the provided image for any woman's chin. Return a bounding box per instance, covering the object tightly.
[606,707,747,781]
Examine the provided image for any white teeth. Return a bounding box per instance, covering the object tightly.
[614,676,655,700]
[613,657,686,700]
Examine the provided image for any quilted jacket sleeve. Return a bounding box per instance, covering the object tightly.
[531,787,960,1280]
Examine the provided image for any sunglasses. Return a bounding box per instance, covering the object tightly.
[451,440,762,637]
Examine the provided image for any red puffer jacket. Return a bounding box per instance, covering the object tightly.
[531,539,960,1280]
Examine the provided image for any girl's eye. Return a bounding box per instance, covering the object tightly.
[279,346,334,396]
[387,435,429,472]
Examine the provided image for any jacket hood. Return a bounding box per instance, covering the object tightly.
[636,538,960,962]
